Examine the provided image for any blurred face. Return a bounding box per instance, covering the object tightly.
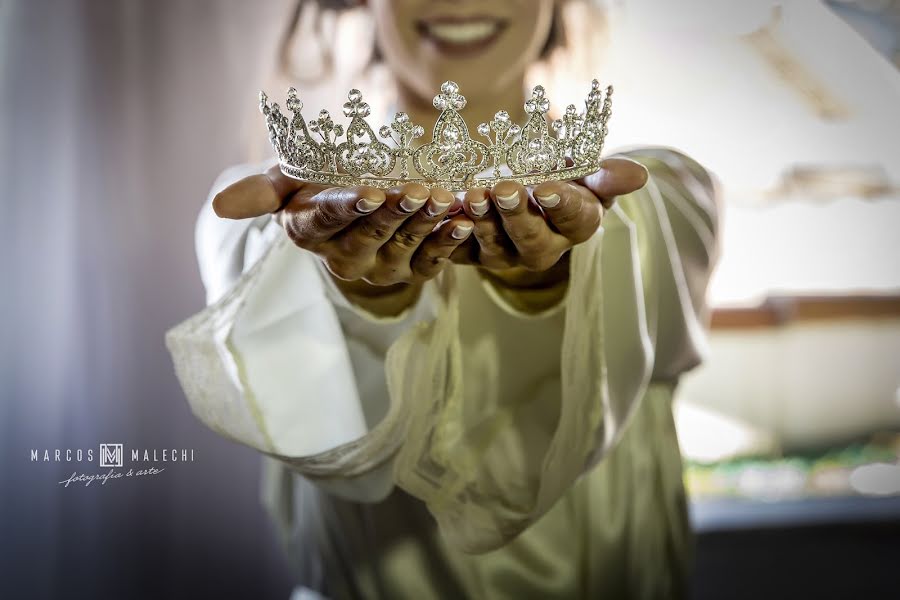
[368,0,555,102]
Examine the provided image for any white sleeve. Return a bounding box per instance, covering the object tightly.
[470,147,719,482]
[167,164,436,502]
[576,147,719,469]
[619,147,720,381]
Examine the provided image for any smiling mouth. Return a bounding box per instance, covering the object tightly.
[416,17,508,57]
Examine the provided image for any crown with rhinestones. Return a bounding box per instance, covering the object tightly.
[259,80,612,192]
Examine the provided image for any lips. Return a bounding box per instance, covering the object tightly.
[416,16,508,57]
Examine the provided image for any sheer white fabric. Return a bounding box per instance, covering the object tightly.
[166,149,717,554]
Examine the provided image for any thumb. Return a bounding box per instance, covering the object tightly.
[212,164,306,219]
[579,157,649,208]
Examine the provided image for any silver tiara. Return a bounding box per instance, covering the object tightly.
[260,80,612,192]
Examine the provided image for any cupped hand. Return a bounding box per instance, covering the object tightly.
[212,165,474,286]
[459,157,649,280]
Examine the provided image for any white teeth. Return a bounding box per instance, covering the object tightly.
[426,22,498,44]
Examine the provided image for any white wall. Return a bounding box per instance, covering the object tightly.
[678,319,900,450]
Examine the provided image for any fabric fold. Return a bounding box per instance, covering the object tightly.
[382,195,660,552]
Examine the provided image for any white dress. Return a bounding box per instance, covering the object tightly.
[167,147,718,599]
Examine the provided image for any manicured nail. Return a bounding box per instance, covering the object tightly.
[470,199,489,217]
[451,224,473,239]
[496,192,519,210]
[426,198,451,217]
[400,194,428,213]
[356,197,384,213]
[535,192,560,208]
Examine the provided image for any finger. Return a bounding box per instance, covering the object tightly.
[532,180,601,243]
[334,182,429,253]
[281,185,384,248]
[578,157,649,209]
[212,164,312,219]
[462,188,491,221]
[464,188,515,268]
[465,187,514,267]
[410,215,474,280]
[379,186,454,262]
[448,238,479,265]
[489,181,555,255]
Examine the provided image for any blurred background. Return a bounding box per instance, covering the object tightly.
[1,0,898,598]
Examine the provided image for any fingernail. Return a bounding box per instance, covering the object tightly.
[426,199,451,217]
[496,192,519,210]
[356,197,384,213]
[470,199,489,217]
[535,193,560,208]
[400,194,427,213]
[451,224,473,239]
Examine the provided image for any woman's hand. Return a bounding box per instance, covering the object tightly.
[460,157,649,287]
[451,157,648,312]
[274,181,473,286]
[212,166,474,315]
